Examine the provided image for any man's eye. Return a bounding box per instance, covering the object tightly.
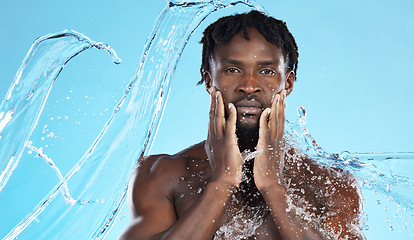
[225,68,240,73]
[260,69,276,75]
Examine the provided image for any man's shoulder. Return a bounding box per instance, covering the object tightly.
[285,148,361,198]
[128,141,208,207]
[133,141,208,183]
[285,149,362,218]
[287,148,355,181]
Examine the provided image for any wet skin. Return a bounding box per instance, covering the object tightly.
[120,28,364,240]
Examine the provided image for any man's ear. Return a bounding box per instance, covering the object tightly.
[204,71,213,93]
[285,70,295,96]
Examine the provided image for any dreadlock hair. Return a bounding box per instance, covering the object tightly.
[198,10,298,85]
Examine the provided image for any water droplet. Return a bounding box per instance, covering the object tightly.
[297,106,306,118]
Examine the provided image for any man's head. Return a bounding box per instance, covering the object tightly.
[199,10,298,85]
[199,11,298,141]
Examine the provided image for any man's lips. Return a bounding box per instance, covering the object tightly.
[237,106,262,115]
[235,100,263,115]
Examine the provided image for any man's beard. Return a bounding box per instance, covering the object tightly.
[235,118,260,151]
[231,93,265,144]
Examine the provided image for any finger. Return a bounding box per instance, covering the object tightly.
[277,90,287,143]
[257,108,271,149]
[208,87,216,138]
[215,91,225,138]
[225,103,237,143]
[269,93,280,141]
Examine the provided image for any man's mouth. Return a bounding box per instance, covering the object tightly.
[237,106,262,115]
[235,100,263,115]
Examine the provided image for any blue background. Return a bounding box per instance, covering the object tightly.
[0,0,413,239]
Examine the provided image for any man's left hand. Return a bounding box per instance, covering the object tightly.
[254,89,287,191]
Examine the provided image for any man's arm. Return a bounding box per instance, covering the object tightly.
[119,155,235,240]
[120,89,243,240]
[118,155,177,240]
[254,90,364,239]
[260,164,364,240]
[254,90,326,239]
[319,173,364,239]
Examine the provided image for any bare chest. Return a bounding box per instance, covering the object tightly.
[171,159,324,239]
[173,176,282,239]
[213,196,282,240]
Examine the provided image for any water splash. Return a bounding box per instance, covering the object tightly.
[24,142,76,205]
[1,1,265,239]
[285,106,414,237]
[23,142,96,207]
[287,106,414,206]
[0,30,121,191]
[291,108,413,202]
[0,1,413,239]
[214,194,267,239]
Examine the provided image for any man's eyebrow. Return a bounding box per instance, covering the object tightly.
[222,59,241,65]
[258,60,277,66]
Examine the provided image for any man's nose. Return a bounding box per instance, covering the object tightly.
[237,73,261,94]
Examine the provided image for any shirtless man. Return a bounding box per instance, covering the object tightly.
[120,11,364,240]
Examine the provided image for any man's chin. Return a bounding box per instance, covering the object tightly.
[236,121,259,138]
[238,113,260,125]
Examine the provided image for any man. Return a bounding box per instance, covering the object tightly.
[120,11,363,240]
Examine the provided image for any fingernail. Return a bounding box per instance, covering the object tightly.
[229,103,232,110]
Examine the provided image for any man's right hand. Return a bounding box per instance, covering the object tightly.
[205,88,242,187]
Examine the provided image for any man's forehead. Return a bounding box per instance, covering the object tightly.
[218,58,281,66]
[211,45,285,66]
[210,28,285,62]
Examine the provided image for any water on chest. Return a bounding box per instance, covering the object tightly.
[213,194,279,240]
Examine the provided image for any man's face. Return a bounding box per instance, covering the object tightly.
[205,28,294,134]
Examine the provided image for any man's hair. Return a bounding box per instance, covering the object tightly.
[198,10,298,85]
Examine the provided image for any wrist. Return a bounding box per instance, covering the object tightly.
[208,179,238,192]
[257,181,286,197]
[255,172,285,192]
[211,171,242,188]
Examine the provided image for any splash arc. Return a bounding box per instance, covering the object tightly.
[2,1,265,239]
[2,0,413,239]
[0,30,121,192]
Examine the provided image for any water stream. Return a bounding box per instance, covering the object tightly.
[0,0,413,239]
